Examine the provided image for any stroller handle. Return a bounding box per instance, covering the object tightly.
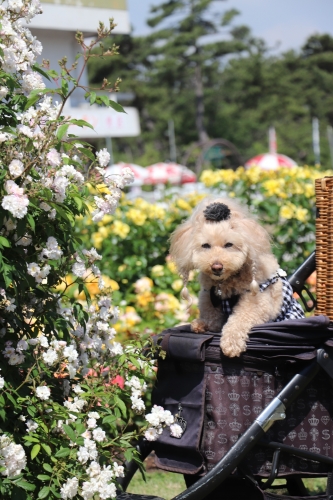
[288,251,316,312]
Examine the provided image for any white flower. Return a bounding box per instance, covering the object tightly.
[21,71,45,94]
[73,384,84,394]
[87,418,97,429]
[16,339,28,351]
[60,477,79,499]
[26,419,38,433]
[170,423,183,438]
[0,435,26,477]
[109,342,123,356]
[130,396,145,413]
[113,462,124,478]
[0,377,5,389]
[35,385,50,400]
[96,148,110,167]
[72,262,86,277]
[144,427,158,441]
[0,86,8,99]
[8,159,24,178]
[46,148,61,167]
[27,262,40,277]
[2,193,29,219]
[63,345,78,363]
[42,348,58,366]
[39,335,49,347]
[88,411,100,419]
[92,427,106,442]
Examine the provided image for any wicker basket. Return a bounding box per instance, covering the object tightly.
[315,177,333,319]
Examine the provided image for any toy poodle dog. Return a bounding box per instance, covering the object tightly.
[169,197,304,358]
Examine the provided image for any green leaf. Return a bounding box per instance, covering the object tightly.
[75,423,86,435]
[32,64,51,82]
[62,424,77,443]
[38,486,50,499]
[37,475,50,481]
[114,396,127,418]
[61,80,69,97]
[78,147,95,161]
[102,414,117,425]
[31,444,41,460]
[15,480,36,492]
[6,392,17,405]
[56,123,69,140]
[89,91,97,104]
[0,236,10,248]
[47,69,59,79]
[54,447,70,458]
[124,449,133,462]
[43,463,53,473]
[24,94,40,110]
[108,100,126,113]
[69,119,94,130]
[24,436,40,443]
[27,214,35,232]
[41,443,52,455]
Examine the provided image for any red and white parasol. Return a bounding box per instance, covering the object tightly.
[145,162,197,185]
[244,153,297,171]
[104,162,148,186]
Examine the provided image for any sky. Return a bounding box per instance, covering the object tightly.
[126,0,333,54]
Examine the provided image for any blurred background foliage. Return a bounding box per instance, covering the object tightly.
[88,0,333,169]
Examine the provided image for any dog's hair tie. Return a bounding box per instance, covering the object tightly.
[203,202,231,222]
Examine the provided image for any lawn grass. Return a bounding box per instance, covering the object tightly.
[127,470,186,499]
[126,470,327,499]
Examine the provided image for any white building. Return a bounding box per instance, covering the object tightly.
[29,0,140,139]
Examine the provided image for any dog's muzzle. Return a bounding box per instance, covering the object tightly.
[211,262,223,276]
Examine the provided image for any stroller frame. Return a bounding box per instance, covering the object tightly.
[117,252,333,499]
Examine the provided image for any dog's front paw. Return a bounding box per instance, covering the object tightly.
[220,332,247,358]
[191,319,209,334]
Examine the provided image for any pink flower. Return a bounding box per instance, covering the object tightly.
[111,375,124,389]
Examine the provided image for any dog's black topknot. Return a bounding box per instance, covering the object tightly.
[203,202,231,222]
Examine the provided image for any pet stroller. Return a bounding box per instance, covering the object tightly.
[116,179,333,500]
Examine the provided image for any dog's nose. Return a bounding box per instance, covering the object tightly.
[212,262,223,275]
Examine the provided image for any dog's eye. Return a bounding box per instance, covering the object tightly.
[202,243,211,249]
[224,242,233,248]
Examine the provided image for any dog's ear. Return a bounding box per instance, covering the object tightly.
[232,217,272,255]
[169,220,195,277]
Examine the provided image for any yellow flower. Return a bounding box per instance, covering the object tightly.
[148,205,166,219]
[98,214,113,226]
[176,199,192,211]
[304,183,315,198]
[171,279,183,292]
[91,232,104,249]
[126,208,147,226]
[154,293,180,312]
[151,265,164,277]
[262,179,285,197]
[166,260,177,274]
[280,204,295,219]
[111,220,130,239]
[136,291,154,308]
[96,183,111,195]
[75,275,119,300]
[118,264,127,272]
[294,207,308,223]
[134,277,154,293]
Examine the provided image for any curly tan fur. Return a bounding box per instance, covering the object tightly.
[169,196,283,358]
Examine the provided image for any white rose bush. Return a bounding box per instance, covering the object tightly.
[0,1,171,498]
